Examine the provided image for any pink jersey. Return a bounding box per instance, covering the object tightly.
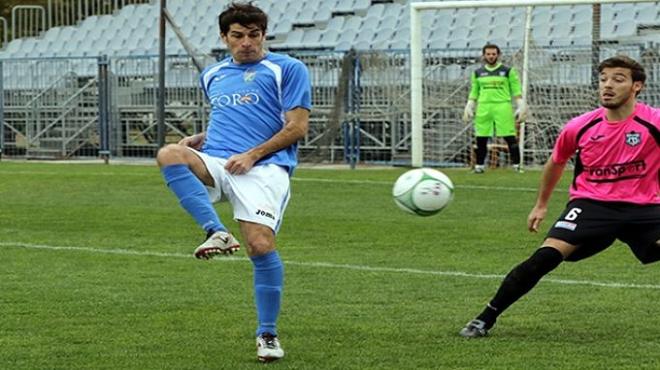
[552,102,659,205]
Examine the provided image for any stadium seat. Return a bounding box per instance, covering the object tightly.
[1,39,24,57]
[635,4,660,23]
[334,27,359,51]
[319,29,340,48]
[42,27,62,43]
[379,15,398,31]
[325,16,346,32]
[552,7,574,24]
[365,3,385,19]
[448,38,470,50]
[314,7,333,25]
[355,26,377,47]
[302,29,324,48]
[371,28,395,49]
[428,37,448,50]
[334,40,353,52]
[363,14,381,31]
[343,16,363,31]
[531,8,552,26]
[353,0,371,14]
[573,20,591,39]
[389,38,408,51]
[613,21,638,36]
[269,19,293,40]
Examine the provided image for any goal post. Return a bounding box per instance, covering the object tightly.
[409,0,657,168]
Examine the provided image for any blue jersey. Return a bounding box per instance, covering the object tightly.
[199,52,312,173]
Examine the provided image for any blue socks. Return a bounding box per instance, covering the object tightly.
[161,164,225,234]
[251,251,284,337]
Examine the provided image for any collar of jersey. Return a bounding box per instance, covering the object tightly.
[484,62,502,71]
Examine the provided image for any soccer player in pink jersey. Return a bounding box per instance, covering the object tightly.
[460,55,660,338]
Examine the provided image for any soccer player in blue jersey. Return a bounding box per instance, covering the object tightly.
[156,2,311,363]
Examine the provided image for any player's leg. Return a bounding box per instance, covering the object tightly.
[240,220,285,362]
[492,104,521,171]
[619,204,660,264]
[224,164,290,362]
[157,145,229,244]
[473,104,494,173]
[501,135,521,171]
[461,199,618,337]
[474,137,489,173]
[460,238,571,338]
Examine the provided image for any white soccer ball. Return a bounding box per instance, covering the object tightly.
[392,168,454,216]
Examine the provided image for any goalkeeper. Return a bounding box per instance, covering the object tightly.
[463,43,527,173]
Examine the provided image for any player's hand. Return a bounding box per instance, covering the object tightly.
[224,152,257,175]
[515,98,528,123]
[178,133,205,150]
[527,204,547,233]
[462,100,475,123]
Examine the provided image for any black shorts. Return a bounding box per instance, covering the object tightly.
[546,199,660,264]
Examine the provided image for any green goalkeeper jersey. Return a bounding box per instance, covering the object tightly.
[468,63,522,104]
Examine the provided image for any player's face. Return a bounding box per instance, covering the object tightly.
[483,48,499,66]
[598,67,643,109]
[221,23,266,64]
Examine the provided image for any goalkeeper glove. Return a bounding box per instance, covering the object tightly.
[463,100,475,123]
[515,98,528,122]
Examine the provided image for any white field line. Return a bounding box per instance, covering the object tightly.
[0,169,548,193]
[291,177,546,192]
[1,241,658,290]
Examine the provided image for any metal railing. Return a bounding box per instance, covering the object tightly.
[11,6,46,39]
[0,17,7,49]
[2,0,152,45]
[1,47,659,163]
[47,0,152,29]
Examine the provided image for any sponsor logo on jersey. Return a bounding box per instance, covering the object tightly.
[625,131,641,147]
[209,90,261,108]
[554,221,577,231]
[584,160,646,182]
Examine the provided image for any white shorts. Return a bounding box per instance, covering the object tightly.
[188,148,291,233]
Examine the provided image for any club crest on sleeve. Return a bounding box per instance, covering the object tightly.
[625,131,641,147]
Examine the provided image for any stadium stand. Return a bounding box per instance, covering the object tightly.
[0,0,658,58]
[0,0,658,161]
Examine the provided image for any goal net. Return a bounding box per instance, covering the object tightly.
[409,0,660,169]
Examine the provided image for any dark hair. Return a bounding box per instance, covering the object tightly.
[482,43,500,55]
[218,2,268,35]
[598,55,646,84]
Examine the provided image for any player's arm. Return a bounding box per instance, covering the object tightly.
[463,72,479,122]
[509,68,527,122]
[224,108,310,174]
[179,132,206,150]
[527,157,566,232]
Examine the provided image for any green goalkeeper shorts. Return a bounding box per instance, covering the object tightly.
[474,102,516,137]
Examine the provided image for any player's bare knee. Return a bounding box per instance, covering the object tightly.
[246,236,275,256]
[156,144,187,167]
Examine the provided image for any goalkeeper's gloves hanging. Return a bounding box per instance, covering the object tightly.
[462,100,476,123]
[515,98,528,122]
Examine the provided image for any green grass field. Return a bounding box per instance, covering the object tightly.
[1,161,659,369]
